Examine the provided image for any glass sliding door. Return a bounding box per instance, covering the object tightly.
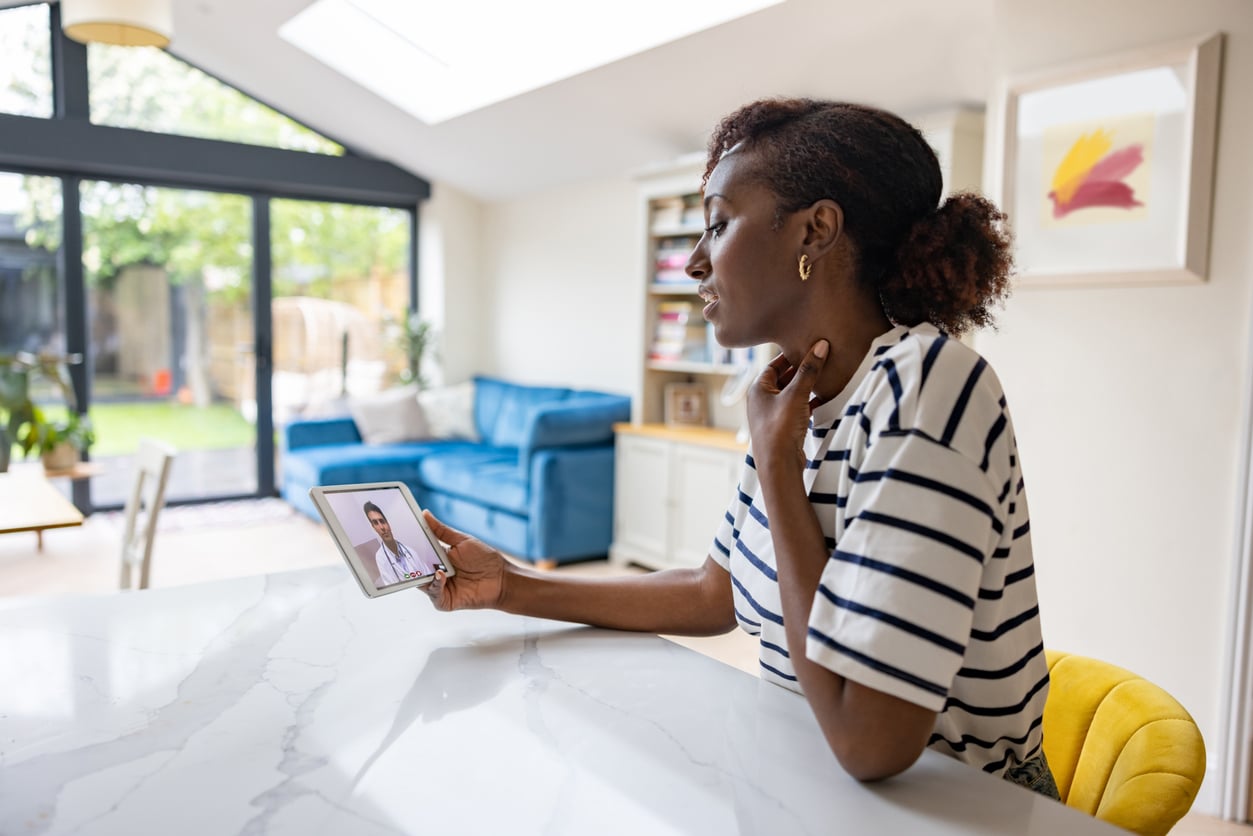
[0,4,427,516]
[269,199,411,427]
[80,180,256,506]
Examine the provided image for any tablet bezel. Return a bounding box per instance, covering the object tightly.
[309,481,454,598]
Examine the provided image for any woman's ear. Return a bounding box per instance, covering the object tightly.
[802,199,844,259]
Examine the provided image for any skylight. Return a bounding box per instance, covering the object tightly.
[279,0,784,125]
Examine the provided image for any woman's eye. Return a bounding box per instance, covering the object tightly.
[705,221,726,239]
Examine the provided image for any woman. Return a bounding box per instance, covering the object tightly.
[420,98,1058,797]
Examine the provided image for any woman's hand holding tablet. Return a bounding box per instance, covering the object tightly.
[309,481,455,599]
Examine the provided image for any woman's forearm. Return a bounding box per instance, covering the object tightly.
[499,558,737,637]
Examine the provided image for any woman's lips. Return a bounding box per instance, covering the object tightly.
[698,287,718,319]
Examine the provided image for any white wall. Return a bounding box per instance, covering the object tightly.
[418,182,489,386]
[477,175,640,395]
[973,0,1253,815]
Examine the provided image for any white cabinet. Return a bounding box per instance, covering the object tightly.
[611,425,744,571]
[612,433,671,563]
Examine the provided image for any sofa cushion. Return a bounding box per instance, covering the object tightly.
[418,446,529,515]
[418,382,480,441]
[283,439,480,487]
[348,385,428,444]
[473,376,570,447]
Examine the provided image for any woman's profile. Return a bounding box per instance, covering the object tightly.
[419,97,1058,798]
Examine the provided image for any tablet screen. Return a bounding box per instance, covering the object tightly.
[316,484,447,593]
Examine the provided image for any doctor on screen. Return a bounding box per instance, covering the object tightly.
[363,501,435,586]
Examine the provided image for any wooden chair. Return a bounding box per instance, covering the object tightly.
[1042,649,1206,836]
[118,438,176,590]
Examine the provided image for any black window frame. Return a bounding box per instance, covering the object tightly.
[0,2,430,511]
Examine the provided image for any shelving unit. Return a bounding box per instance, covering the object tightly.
[610,156,755,570]
[633,157,762,433]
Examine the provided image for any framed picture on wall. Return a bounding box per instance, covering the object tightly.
[664,382,708,428]
[993,32,1223,286]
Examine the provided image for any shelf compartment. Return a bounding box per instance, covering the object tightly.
[646,360,747,375]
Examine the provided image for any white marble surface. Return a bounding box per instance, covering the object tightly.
[0,566,1123,835]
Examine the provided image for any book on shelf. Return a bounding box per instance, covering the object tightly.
[652,236,698,283]
[680,193,704,229]
[649,197,685,232]
[650,195,704,234]
[706,323,756,367]
[650,301,708,362]
[653,268,690,284]
[655,249,692,268]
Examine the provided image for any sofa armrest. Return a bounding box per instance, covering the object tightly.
[283,416,362,451]
[519,396,631,462]
[527,446,618,560]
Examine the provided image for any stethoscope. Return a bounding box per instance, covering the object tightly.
[380,540,419,578]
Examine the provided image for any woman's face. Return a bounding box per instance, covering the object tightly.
[685,149,803,350]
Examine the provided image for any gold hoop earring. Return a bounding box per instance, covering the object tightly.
[798,253,812,282]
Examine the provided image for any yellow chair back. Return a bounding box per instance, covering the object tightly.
[1043,650,1206,836]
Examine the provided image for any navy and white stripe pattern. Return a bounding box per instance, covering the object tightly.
[711,323,1049,776]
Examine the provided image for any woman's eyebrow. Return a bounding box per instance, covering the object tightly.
[703,192,727,207]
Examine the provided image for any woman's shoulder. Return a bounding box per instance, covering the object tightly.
[864,324,1012,453]
[873,324,1002,394]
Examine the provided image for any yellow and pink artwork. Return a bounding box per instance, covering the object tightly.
[1041,113,1154,227]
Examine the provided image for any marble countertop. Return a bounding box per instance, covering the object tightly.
[0,566,1122,835]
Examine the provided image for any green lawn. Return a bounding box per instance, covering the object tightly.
[87,401,256,456]
[7,400,258,461]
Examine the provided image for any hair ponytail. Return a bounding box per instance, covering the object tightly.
[880,192,1014,338]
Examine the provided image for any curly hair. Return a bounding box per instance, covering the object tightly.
[704,98,1013,336]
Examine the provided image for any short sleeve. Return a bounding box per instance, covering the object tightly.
[710,457,754,571]
[805,428,1004,711]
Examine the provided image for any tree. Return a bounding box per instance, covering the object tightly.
[7,12,414,408]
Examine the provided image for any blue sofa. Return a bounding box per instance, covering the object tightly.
[280,376,632,565]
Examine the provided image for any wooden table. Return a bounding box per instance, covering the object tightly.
[0,471,84,550]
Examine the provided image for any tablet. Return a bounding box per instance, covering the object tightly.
[309,481,454,598]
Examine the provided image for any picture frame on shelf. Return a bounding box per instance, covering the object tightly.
[993,32,1222,287]
[664,382,708,428]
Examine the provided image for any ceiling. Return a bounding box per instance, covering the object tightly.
[68,0,999,202]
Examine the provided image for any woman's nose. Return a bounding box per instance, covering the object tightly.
[685,243,708,280]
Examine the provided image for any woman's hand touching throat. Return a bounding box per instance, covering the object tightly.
[746,339,830,476]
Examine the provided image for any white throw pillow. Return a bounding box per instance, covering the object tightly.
[417,382,479,441]
[348,385,429,444]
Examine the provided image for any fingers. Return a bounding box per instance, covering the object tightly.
[765,352,791,374]
[423,569,449,609]
[423,510,470,546]
[755,352,787,390]
[763,341,830,394]
[783,339,829,392]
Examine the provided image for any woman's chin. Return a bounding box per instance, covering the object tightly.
[715,331,761,352]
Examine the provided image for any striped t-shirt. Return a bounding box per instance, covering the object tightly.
[711,322,1049,776]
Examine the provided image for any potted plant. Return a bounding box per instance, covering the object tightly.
[393,311,436,389]
[0,352,87,473]
[31,408,96,472]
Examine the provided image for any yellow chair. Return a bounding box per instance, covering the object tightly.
[1042,650,1206,836]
